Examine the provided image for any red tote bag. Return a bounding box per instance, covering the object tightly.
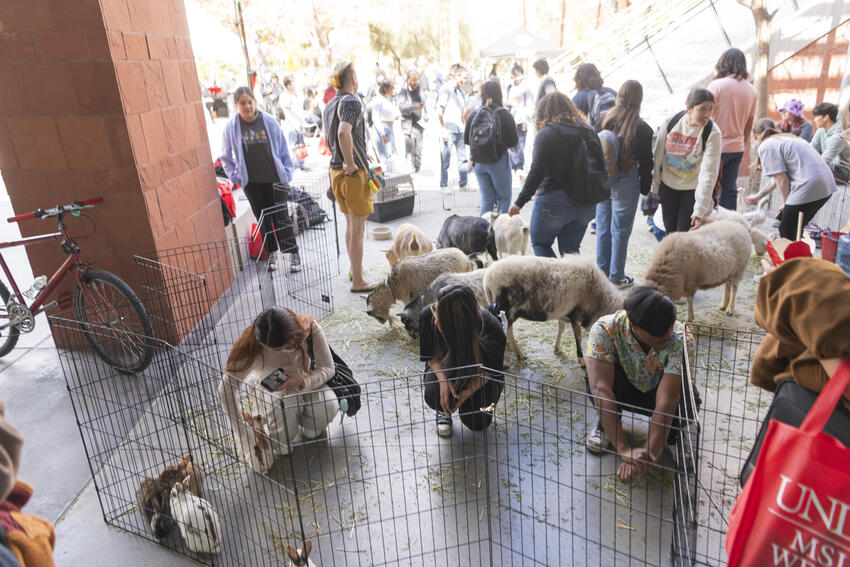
[726,360,850,566]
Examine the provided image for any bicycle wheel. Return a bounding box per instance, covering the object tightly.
[73,269,154,374]
[0,281,20,358]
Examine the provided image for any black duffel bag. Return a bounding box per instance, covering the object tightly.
[739,378,850,487]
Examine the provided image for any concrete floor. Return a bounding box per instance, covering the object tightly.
[0,119,774,566]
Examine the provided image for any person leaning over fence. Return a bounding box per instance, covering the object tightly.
[746,118,836,240]
[219,307,339,470]
[584,286,699,485]
[323,61,377,293]
[750,257,850,407]
[420,284,506,438]
[810,102,850,184]
[651,88,722,234]
[219,86,301,273]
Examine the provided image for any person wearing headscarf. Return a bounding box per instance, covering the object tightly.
[751,257,850,406]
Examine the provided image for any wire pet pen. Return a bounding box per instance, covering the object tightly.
[49,309,772,565]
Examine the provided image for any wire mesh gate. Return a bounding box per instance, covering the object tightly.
[49,307,772,565]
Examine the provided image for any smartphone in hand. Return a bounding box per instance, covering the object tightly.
[260,369,288,392]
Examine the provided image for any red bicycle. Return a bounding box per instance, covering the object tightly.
[2,198,154,373]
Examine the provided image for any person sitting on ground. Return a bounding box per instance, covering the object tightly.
[751,257,850,407]
[421,284,506,437]
[746,118,836,240]
[810,102,850,184]
[219,307,339,466]
[777,98,814,142]
[585,286,698,485]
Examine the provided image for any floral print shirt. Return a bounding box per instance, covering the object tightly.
[586,311,693,392]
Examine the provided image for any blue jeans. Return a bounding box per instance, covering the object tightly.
[529,190,594,257]
[440,129,468,188]
[718,152,743,210]
[287,128,305,170]
[474,153,512,214]
[374,124,394,171]
[596,166,640,280]
[508,123,527,171]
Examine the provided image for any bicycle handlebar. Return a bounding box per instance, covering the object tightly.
[7,197,103,223]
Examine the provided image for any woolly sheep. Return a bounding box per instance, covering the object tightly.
[482,212,529,258]
[384,222,434,267]
[398,269,490,338]
[706,206,769,255]
[483,255,622,365]
[643,220,751,322]
[366,248,473,326]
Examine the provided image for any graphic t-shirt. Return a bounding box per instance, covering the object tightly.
[662,118,707,187]
[239,115,278,184]
[586,310,693,393]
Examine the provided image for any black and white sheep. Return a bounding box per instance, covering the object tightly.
[483,255,622,364]
[365,248,473,326]
[482,212,529,258]
[436,214,498,265]
[643,219,751,322]
[398,269,489,338]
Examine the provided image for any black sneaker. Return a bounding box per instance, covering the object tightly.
[290,253,302,273]
[436,411,452,437]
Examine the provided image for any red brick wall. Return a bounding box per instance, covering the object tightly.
[0,0,229,343]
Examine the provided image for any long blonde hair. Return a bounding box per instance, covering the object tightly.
[225,307,313,374]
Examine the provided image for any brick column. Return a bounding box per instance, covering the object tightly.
[0,0,227,341]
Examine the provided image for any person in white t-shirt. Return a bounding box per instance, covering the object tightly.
[280,76,308,170]
[651,88,722,233]
[370,79,400,170]
[506,64,535,183]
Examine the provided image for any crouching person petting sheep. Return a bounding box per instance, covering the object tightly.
[219,307,339,473]
[420,285,507,437]
[585,287,699,483]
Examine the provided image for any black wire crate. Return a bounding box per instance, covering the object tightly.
[133,234,334,364]
[48,315,779,566]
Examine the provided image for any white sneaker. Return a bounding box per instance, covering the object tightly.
[301,426,327,440]
[586,424,611,453]
[267,251,281,272]
[436,411,452,437]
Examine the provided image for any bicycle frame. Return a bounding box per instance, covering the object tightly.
[0,226,86,316]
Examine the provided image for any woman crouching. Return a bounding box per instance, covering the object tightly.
[421,284,507,437]
[219,307,338,472]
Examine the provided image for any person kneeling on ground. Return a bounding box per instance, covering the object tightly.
[585,286,699,484]
[219,307,339,468]
[421,284,506,437]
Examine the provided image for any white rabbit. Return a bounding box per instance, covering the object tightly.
[169,476,222,554]
[242,412,274,473]
[286,539,316,566]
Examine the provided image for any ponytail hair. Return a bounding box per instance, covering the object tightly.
[601,80,644,173]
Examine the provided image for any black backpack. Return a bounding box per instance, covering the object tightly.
[469,106,506,163]
[588,89,616,132]
[549,121,611,206]
[306,332,361,417]
[287,186,328,228]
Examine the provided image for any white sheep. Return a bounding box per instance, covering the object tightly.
[482,212,529,258]
[483,255,622,365]
[643,220,751,322]
[366,248,473,326]
[706,206,769,255]
[384,222,433,267]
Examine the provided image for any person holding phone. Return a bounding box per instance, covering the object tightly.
[219,307,339,465]
[420,284,506,437]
